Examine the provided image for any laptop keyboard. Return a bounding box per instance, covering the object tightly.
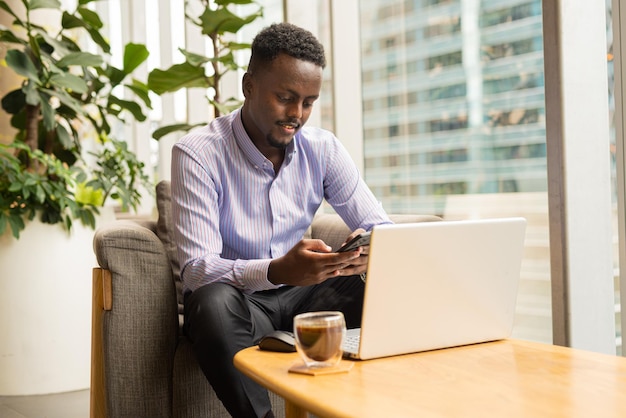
[342,329,361,353]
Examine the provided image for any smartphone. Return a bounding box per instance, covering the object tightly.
[336,231,371,252]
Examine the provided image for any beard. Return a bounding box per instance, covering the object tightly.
[267,133,293,150]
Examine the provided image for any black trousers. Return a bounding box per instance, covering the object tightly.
[184,275,365,418]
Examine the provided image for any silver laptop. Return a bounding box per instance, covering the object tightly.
[342,217,526,360]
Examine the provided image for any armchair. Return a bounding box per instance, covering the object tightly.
[90,180,440,417]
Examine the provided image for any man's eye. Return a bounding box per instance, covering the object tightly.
[278,96,291,102]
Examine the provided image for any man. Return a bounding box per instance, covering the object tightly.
[171,22,391,417]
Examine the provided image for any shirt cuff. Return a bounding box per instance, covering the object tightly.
[242,259,281,292]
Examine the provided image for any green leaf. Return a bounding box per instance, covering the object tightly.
[49,72,88,93]
[61,11,85,29]
[86,27,110,53]
[107,66,126,86]
[8,215,25,239]
[35,184,46,203]
[198,6,262,35]
[8,181,22,192]
[1,89,26,114]
[41,88,83,115]
[5,49,40,81]
[62,214,72,230]
[30,0,62,10]
[108,96,146,121]
[0,214,7,238]
[61,12,110,52]
[224,41,252,51]
[0,29,26,45]
[179,48,211,66]
[148,62,209,94]
[93,107,111,134]
[152,123,203,140]
[56,51,104,68]
[23,83,40,106]
[39,92,55,131]
[212,98,241,116]
[123,43,149,74]
[126,79,152,108]
[9,109,26,130]
[216,51,236,65]
[75,183,104,206]
[36,30,72,56]
[78,208,97,228]
[56,124,73,149]
[77,6,103,29]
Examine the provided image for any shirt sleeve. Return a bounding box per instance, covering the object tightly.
[171,141,281,294]
[323,136,392,231]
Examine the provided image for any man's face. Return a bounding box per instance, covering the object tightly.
[242,53,323,150]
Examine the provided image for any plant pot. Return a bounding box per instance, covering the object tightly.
[0,209,115,395]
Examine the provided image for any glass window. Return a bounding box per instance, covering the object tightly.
[482,37,543,61]
[359,0,552,344]
[356,0,619,352]
[480,2,541,28]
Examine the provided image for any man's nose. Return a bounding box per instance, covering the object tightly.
[286,102,303,119]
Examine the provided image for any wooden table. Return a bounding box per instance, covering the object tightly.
[234,339,626,418]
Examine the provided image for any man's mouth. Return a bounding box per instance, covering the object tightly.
[278,121,300,131]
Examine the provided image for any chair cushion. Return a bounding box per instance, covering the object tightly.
[156,180,183,316]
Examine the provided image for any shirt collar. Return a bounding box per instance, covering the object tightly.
[232,109,297,169]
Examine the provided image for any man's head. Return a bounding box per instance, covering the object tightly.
[241,23,326,155]
[247,22,326,74]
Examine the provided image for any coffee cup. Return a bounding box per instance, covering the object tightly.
[293,311,346,368]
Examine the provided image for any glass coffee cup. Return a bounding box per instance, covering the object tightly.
[293,311,346,368]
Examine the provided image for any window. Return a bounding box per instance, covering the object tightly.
[359,0,552,344]
[483,72,544,94]
[357,0,619,353]
[423,16,462,39]
[480,2,541,28]
[427,51,463,70]
[482,37,542,61]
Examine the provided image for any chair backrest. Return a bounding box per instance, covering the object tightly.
[155,180,184,316]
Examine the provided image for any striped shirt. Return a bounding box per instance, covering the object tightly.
[171,109,391,294]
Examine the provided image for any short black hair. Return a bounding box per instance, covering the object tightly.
[248,22,326,73]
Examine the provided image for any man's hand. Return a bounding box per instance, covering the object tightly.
[268,236,366,286]
[340,228,369,273]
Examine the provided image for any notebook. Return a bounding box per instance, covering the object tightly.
[342,217,527,360]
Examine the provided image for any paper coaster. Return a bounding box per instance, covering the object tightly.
[288,361,354,376]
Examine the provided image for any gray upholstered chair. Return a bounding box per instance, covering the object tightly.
[90,180,440,417]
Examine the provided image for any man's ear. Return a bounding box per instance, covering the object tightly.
[242,72,253,98]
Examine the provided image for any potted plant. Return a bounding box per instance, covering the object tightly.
[0,0,152,238]
[147,0,262,139]
[0,0,152,395]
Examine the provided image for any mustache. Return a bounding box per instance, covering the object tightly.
[277,119,301,129]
